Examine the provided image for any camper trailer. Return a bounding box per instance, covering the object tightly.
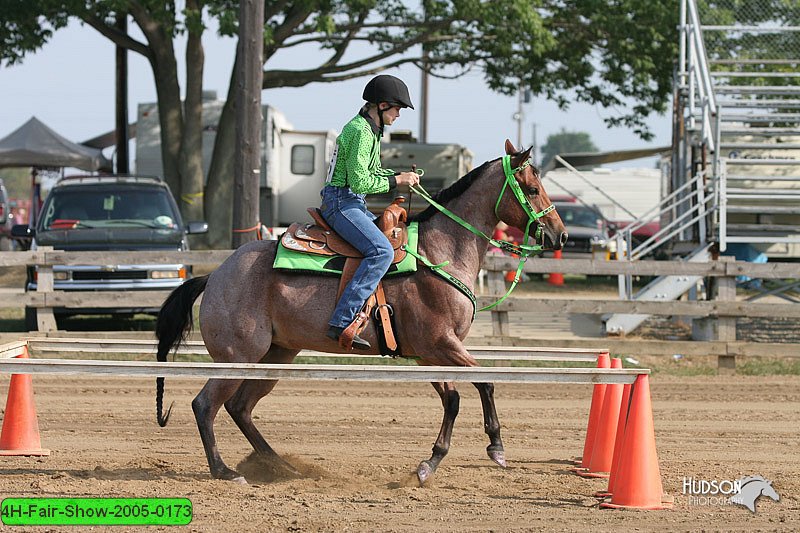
[136,95,337,227]
[375,132,473,216]
[136,98,472,226]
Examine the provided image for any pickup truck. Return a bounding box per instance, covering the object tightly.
[12,174,207,330]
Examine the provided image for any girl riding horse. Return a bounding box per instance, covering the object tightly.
[155,140,567,484]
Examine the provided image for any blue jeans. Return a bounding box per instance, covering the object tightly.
[320,185,394,329]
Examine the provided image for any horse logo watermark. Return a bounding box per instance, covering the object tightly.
[730,476,780,513]
[683,475,779,512]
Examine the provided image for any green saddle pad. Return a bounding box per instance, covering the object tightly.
[273,221,419,276]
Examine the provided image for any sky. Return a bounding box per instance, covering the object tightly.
[0,18,672,172]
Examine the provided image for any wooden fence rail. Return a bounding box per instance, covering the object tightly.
[1,251,797,365]
[2,250,798,278]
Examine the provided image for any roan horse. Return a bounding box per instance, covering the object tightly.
[155,140,567,485]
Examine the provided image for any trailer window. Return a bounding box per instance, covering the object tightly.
[291,145,315,175]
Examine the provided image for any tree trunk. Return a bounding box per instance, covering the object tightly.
[232,0,264,248]
[178,6,206,234]
[204,55,240,249]
[149,45,183,201]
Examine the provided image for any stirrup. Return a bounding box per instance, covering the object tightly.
[326,326,371,350]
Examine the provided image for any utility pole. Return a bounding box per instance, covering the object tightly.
[232,0,264,248]
[419,56,429,143]
[515,86,524,148]
[115,12,129,173]
[419,1,430,142]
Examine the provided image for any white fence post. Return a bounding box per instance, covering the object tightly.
[716,256,737,371]
[487,269,509,338]
[35,246,57,332]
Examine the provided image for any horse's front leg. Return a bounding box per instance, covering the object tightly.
[473,382,506,467]
[417,381,460,485]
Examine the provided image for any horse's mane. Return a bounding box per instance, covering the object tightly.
[409,159,497,223]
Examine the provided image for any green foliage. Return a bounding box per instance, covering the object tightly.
[0,168,31,201]
[698,0,800,87]
[540,129,598,168]
[1,0,679,138]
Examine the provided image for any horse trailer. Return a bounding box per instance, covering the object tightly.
[135,95,472,227]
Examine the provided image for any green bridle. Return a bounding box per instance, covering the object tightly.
[404,154,555,315]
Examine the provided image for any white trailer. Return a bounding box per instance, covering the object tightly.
[135,94,337,226]
[135,98,471,225]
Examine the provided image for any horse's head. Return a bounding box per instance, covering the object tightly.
[496,140,568,250]
[732,476,780,512]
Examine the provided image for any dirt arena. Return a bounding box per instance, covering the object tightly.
[0,373,797,531]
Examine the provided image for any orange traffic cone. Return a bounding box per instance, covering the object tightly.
[0,349,49,456]
[548,249,564,286]
[578,358,623,478]
[595,381,632,497]
[572,352,610,469]
[600,374,671,509]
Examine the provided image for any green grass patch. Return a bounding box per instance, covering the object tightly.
[652,362,717,377]
[738,358,800,376]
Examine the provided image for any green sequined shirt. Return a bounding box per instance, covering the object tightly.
[326,112,396,194]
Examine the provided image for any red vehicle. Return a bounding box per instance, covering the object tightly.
[0,179,14,250]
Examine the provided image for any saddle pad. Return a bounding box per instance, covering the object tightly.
[273,221,419,276]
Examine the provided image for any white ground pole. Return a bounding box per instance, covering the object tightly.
[0,338,644,385]
[21,338,608,362]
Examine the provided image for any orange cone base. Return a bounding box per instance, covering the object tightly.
[577,470,610,479]
[594,490,612,498]
[0,448,50,456]
[600,494,674,510]
[572,458,583,465]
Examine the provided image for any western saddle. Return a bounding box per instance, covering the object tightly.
[280,198,409,352]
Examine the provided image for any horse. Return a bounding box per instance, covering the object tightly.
[730,475,780,512]
[155,139,568,485]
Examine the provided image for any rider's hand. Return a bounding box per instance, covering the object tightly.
[395,171,420,187]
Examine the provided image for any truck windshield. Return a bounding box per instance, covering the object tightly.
[41,188,179,230]
[558,206,603,228]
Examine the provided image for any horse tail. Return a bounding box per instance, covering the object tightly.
[155,275,209,427]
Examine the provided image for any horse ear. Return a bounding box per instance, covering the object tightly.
[512,146,533,168]
[504,139,516,155]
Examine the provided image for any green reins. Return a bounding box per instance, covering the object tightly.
[403,155,554,317]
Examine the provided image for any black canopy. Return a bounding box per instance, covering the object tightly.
[0,117,112,171]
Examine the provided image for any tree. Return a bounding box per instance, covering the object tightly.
[540,129,598,169]
[1,0,679,247]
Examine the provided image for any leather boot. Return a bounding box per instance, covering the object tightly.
[326,326,371,350]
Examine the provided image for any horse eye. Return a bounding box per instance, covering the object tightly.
[527,186,539,196]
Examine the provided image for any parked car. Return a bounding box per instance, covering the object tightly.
[550,201,610,258]
[11,174,207,330]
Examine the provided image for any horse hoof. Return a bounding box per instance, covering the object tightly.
[488,449,507,468]
[214,467,247,483]
[416,461,434,485]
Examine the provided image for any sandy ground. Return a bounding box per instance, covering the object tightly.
[0,374,798,532]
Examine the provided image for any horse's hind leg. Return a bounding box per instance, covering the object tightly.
[193,378,246,482]
[473,382,506,467]
[224,345,300,474]
[417,381,460,484]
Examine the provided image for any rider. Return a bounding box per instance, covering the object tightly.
[320,74,420,350]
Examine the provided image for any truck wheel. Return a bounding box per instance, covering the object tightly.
[24,307,37,331]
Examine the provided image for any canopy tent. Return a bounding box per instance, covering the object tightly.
[541,145,671,174]
[0,117,112,171]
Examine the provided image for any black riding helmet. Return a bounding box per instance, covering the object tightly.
[363,75,415,110]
